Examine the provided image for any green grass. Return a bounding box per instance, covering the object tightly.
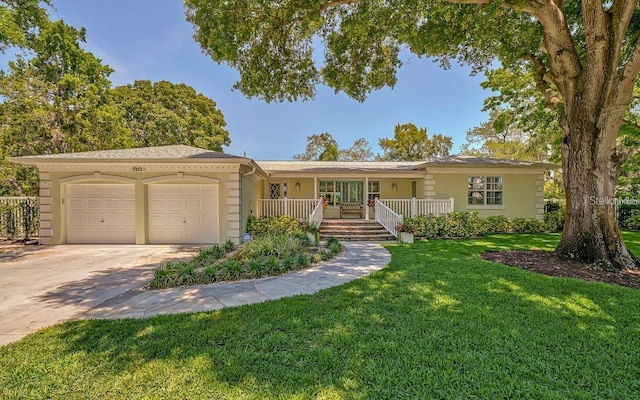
[2,232,640,399]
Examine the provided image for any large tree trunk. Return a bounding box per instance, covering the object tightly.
[554,96,638,271]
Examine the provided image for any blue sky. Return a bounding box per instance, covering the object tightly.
[44,0,491,159]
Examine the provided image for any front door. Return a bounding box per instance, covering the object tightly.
[337,181,363,204]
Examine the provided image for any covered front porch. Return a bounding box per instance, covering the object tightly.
[247,163,453,237]
[250,195,454,238]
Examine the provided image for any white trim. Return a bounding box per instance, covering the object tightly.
[36,163,241,172]
[59,174,136,184]
[142,174,221,185]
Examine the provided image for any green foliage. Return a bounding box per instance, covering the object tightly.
[110,80,230,151]
[460,108,556,162]
[0,203,17,239]
[377,123,452,161]
[544,209,565,233]
[621,210,640,230]
[151,233,342,288]
[246,215,302,237]
[404,211,551,238]
[510,218,546,234]
[0,198,37,239]
[483,215,510,234]
[294,132,373,161]
[326,236,340,247]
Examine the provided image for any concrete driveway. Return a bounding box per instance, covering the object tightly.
[0,245,200,346]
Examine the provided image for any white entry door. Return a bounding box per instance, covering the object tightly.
[66,184,136,244]
[148,184,219,244]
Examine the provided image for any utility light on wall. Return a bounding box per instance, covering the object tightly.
[392,182,397,191]
[295,182,301,191]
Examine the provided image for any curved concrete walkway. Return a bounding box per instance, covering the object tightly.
[84,242,391,320]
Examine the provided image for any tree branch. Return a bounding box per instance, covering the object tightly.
[531,0,583,110]
[614,36,640,111]
[320,0,361,11]
[527,55,563,108]
[581,0,609,105]
[609,0,638,47]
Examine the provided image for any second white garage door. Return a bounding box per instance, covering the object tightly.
[148,184,219,244]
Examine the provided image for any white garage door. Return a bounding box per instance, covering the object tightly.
[66,184,136,244]
[148,184,219,244]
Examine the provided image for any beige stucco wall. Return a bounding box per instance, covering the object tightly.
[431,171,544,219]
[38,165,245,245]
[241,173,264,234]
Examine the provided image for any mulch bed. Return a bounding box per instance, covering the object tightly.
[481,250,640,290]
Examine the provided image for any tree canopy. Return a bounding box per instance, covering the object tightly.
[294,133,373,161]
[377,123,452,161]
[110,80,230,151]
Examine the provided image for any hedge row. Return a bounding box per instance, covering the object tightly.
[402,211,564,239]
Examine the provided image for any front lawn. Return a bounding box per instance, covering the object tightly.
[1,233,640,399]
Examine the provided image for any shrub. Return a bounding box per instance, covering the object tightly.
[217,259,243,281]
[281,255,296,272]
[443,212,484,238]
[263,255,281,275]
[484,215,511,234]
[544,209,565,232]
[329,242,342,255]
[622,210,640,230]
[176,262,197,286]
[246,215,302,237]
[194,245,225,264]
[511,218,546,234]
[247,260,264,278]
[224,240,235,252]
[296,253,309,267]
[406,212,547,238]
[326,236,340,247]
[201,265,218,284]
[149,265,173,289]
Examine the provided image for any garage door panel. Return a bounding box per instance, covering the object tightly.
[148,184,219,244]
[66,184,135,244]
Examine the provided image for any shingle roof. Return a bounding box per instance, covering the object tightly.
[10,145,245,162]
[421,155,557,168]
[255,160,425,173]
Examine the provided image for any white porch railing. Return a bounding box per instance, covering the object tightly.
[375,199,403,238]
[309,198,324,228]
[252,198,318,220]
[381,198,454,218]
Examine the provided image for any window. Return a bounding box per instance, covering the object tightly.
[319,180,335,205]
[368,180,380,203]
[468,176,503,206]
[319,180,364,205]
[269,183,281,199]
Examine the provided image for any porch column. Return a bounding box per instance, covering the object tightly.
[314,177,318,200]
[364,177,369,220]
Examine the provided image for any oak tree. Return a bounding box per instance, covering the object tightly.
[110,80,230,151]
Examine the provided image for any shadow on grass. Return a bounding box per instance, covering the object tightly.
[2,234,640,398]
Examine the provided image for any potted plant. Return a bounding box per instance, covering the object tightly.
[396,224,416,244]
[302,220,321,244]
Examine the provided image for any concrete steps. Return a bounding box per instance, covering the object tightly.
[320,219,395,241]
